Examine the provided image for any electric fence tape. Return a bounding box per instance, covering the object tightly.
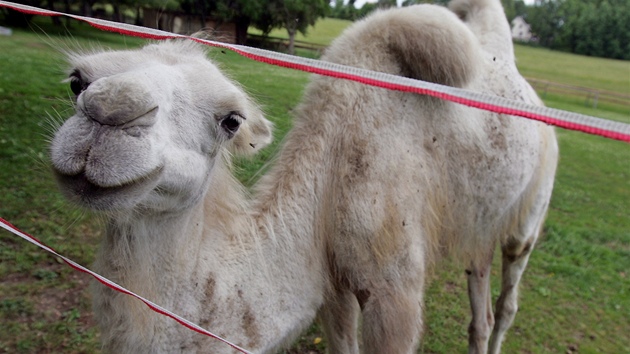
[0,218,252,354]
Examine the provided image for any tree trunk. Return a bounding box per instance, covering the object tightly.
[197,0,206,30]
[82,0,93,17]
[135,6,142,26]
[234,16,251,45]
[64,0,72,27]
[288,28,296,55]
[47,0,62,26]
[4,9,33,27]
[112,3,121,23]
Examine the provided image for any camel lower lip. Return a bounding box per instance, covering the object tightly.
[54,166,163,210]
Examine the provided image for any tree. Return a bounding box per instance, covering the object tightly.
[1,0,38,27]
[255,0,328,55]
[514,0,527,19]
[499,0,514,21]
[527,0,630,59]
[356,2,378,18]
[568,0,630,60]
[527,0,563,48]
[330,0,379,21]
[402,0,449,6]
[178,0,265,44]
[377,0,397,9]
[330,0,360,21]
[214,0,266,45]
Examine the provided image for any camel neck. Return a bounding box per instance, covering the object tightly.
[95,151,329,352]
[214,122,333,352]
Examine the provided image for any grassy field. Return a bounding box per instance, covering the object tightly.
[0,15,629,354]
[514,45,630,95]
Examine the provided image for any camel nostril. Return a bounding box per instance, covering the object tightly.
[124,106,159,127]
[121,107,159,137]
[81,76,157,126]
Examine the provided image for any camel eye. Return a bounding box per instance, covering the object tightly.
[70,77,83,95]
[69,70,89,96]
[219,112,244,138]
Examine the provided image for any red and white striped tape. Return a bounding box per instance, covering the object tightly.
[1,0,629,142]
[0,218,252,354]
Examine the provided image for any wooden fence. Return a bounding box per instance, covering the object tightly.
[247,34,328,54]
[526,77,630,109]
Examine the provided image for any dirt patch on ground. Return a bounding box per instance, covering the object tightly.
[0,257,99,353]
[443,280,460,293]
[33,265,95,324]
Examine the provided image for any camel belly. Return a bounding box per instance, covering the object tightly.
[322,96,547,285]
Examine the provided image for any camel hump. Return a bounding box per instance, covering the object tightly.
[325,4,485,88]
[449,0,515,60]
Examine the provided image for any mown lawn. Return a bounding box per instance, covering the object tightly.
[514,45,630,95]
[0,15,628,354]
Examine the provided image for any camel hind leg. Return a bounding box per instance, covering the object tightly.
[489,220,542,353]
[467,214,544,354]
[319,287,360,354]
[489,207,548,354]
[466,251,495,354]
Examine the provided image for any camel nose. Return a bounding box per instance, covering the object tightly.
[80,74,158,127]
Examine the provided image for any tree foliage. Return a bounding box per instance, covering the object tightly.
[4,0,628,60]
[402,0,449,6]
[2,0,326,47]
[329,0,378,21]
[527,0,630,60]
[401,0,630,60]
[254,0,328,54]
[177,0,265,44]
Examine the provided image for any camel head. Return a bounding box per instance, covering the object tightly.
[50,41,272,212]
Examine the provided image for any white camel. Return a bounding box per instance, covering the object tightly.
[49,0,558,353]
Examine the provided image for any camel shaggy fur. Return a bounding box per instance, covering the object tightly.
[49,0,558,353]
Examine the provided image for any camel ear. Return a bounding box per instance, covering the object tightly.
[227,103,273,156]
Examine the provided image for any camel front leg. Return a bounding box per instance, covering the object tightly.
[466,253,495,354]
[319,287,360,354]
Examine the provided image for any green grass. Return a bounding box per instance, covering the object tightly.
[514,45,630,95]
[1,15,629,354]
